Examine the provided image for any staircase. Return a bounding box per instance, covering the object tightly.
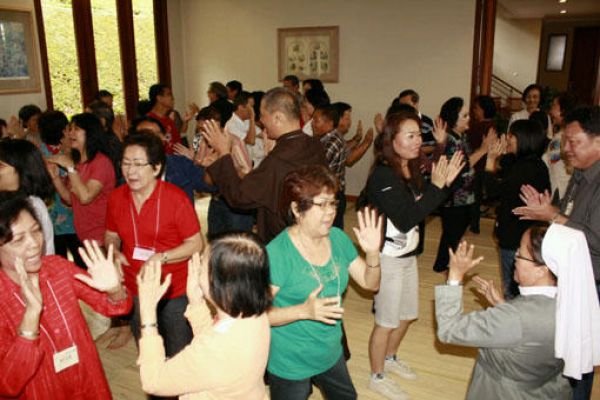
[491,74,524,117]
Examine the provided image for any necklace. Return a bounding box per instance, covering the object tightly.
[293,229,341,303]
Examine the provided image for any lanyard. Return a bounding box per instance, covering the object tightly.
[13,280,76,352]
[130,182,162,249]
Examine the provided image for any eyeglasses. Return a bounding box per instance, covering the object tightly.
[514,251,542,265]
[310,199,339,210]
[122,160,150,169]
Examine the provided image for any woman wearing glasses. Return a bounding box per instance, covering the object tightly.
[48,113,117,245]
[105,132,203,362]
[266,165,382,400]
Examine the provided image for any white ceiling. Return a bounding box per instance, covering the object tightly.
[499,0,600,19]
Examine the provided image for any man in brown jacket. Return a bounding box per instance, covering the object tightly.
[203,87,327,242]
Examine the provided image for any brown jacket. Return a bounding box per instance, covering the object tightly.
[207,130,327,242]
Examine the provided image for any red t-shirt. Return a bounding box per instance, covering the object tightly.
[147,111,181,155]
[106,180,201,298]
[0,256,132,399]
[71,153,116,243]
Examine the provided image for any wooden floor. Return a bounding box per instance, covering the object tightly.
[96,198,600,399]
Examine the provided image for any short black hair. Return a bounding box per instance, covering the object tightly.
[440,97,464,130]
[565,106,600,138]
[528,111,549,132]
[283,75,299,86]
[251,91,265,121]
[208,232,272,317]
[522,83,543,102]
[208,82,228,99]
[0,139,54,200]
[0,192,39,246]
[96,89,113,100]
[130,115,166,135]
[509,119,547,158]
[226,80,243,93]
[315,104,340,129]
[87,99,115,131]
[332,102,352,116]
[149,83,170,107]
[474,95,496,119]
[122,132,166,177]
[233,91,251,109]
[38,110,68,146]
[303,79,324,92]
[304,88,330,109]
[196,106,222,123]
[554,91,579,120]
[18,104,42,126]
[398,89,419,104]
[386,102,416,118]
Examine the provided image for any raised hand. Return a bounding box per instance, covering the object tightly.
[445,151,465,186]
[374,113,384,134]
[303,285,343,325]
[137,261,172,324]
[431,155,449,189]
[186,252,205,306]
[15,258,43,313]
[487,134,506,160]
[47,153,75,170]
[480,127,497,153]
[512,185,555,221]
[183,103,200,122]
[363,127,374,145]
[201,119,232,157]
[173,142,194,160]
[352,207,383,255]
[433,116,448,144]
[75,241,121,293]
[448,241,484,282]
[7,115,24,139]
[472,276,504,306]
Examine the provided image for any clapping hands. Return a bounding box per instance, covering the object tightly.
[431,152,465,189]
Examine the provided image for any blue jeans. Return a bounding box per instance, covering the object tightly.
[131,295,192,358]
[268,355,357,400]
[499,248,518,300]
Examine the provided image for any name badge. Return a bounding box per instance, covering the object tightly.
[53,345,79,373]
[133,246,155,261]
[565,200,574,217]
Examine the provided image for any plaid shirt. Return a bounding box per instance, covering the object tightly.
[320,130,348,190]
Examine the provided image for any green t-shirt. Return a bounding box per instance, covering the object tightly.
[266,227,358,379]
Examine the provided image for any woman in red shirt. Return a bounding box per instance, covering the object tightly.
[0,193,131,399]
[48,113,117,244]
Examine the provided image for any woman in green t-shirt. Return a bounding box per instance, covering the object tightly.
[266,165,382,400]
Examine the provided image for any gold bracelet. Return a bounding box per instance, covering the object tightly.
[19,329,40,340]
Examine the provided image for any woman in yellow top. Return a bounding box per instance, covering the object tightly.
[136,232,272,399]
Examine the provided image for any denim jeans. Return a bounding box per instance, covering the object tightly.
[268,355,357,400]
[131,295,192,358]
[499,248,518,300]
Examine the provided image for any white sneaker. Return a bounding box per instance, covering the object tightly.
[368,375,410,400]
[384,358,417,380]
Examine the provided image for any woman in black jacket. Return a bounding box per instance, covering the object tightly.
[484,119,550,299]
[363,110,464,398]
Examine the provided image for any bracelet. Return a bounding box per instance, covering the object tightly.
[19,329,40,339]
[140,322,158,330]
[447,279,461,286]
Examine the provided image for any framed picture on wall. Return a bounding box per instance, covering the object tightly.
[0,7,41,94]
[278,26,339,82]
[546,34,567,72]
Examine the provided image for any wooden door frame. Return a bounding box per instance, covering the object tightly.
[470,0,497,101]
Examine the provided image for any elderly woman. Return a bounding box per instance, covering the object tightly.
[0,193,131,398]
[484,120,550,299]
[48,113,116,244]
[105,132,203,359]
[435,223,600,399]
[362,110,464,399]
[137,233,271,399]
[266,165,382,400]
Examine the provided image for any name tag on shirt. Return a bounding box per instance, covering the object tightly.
[132,246,155,261]
[54,345,79,373]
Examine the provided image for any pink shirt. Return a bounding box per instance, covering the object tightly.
[71,153,116,243]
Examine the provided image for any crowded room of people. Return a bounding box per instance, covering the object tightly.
[1,0,600,399]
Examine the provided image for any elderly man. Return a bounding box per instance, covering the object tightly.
[202,87,326,242]
[513,105,600,400]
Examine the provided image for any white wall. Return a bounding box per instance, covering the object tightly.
[493,5,541,91]
[171,0,476,195]
[0,0,46,120]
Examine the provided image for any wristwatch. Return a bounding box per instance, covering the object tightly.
[66,165,76,174]
[447,279,461,286]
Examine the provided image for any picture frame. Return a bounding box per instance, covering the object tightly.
[278,26,339,82]
[545,34,567,72]
[0,7,41,94]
